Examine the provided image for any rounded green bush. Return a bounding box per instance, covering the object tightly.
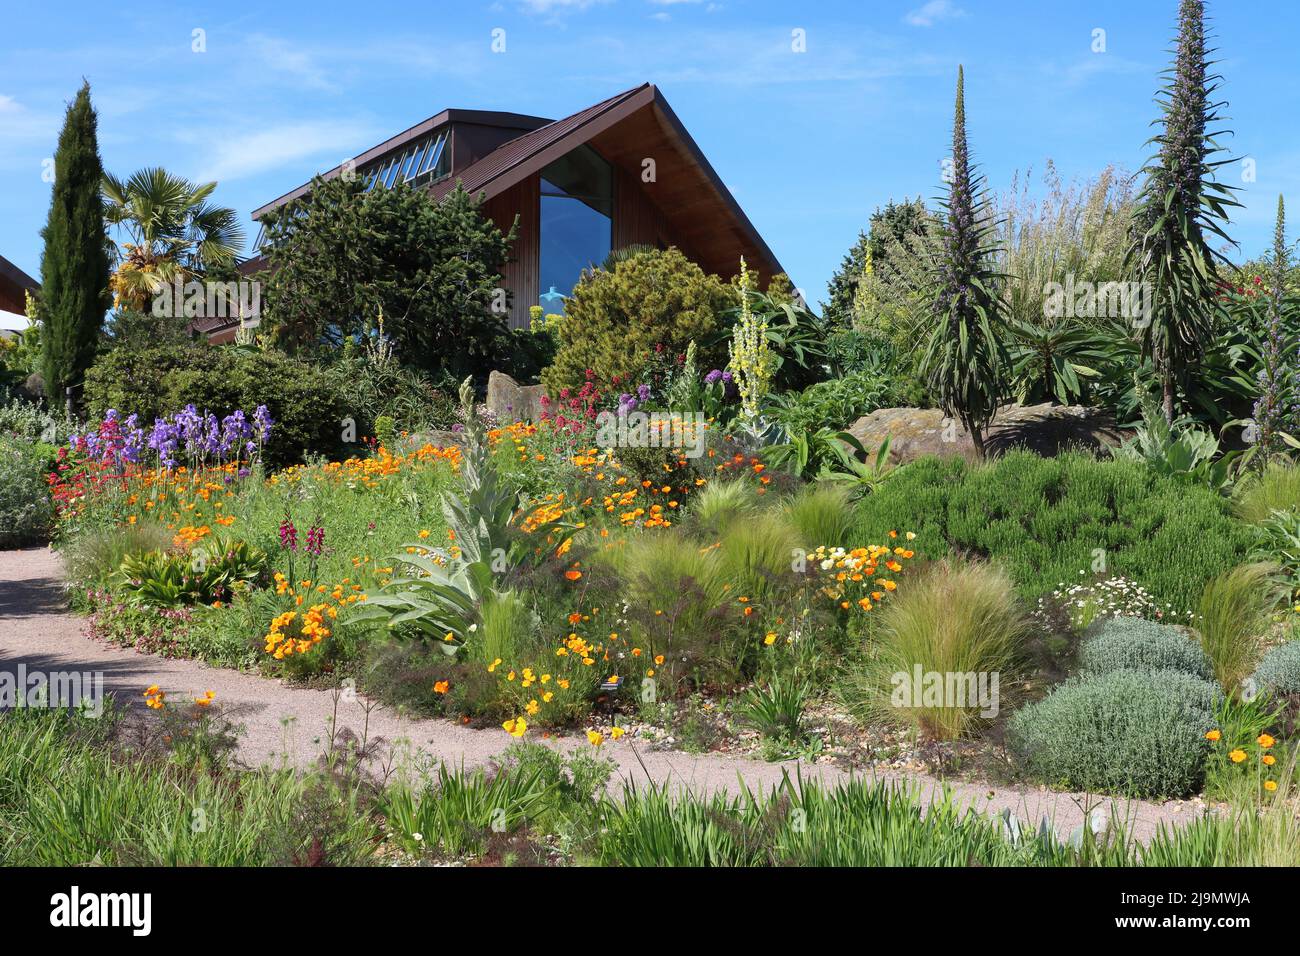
[0,437,54,547]
[541,247,732,394]
[1251,640,1300,696]
[1078,616,1214,681]
[1006,669,1220,799]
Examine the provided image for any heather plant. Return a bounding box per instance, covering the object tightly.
[853,450,1254,617]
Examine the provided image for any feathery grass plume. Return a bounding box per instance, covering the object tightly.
[1194,563,1279,694]
[841,558,1029,741]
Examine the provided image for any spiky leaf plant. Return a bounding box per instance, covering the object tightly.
[1126,0,1239,424]
[921,65,1007,458]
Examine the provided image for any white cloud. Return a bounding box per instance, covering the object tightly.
[905,0,965,27]
[188,120,378,183]
[0,94,56,145]
[244,35,339,92]
[517,0,609,12]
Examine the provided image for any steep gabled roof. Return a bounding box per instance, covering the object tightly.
[432,83,782,280]
[242,84,783,282]
[429,85,646,201]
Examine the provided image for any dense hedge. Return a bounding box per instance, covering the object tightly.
[852,451,1256,616]
[84,345,355,468]
[1078,616,1214,681]
[1007,668,1220,798]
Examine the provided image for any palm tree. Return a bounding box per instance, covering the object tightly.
[102,167,244,312]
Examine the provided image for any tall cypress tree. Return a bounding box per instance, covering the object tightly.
[921,65,1005,458]
[40,81,110,411]
[1127,0,1238,424]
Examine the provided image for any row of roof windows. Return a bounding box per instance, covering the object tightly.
[363,128,449,192]
[251,128,451,251]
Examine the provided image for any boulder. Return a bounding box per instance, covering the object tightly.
[406,428,464,449]
[486,370,547,423]
[845,403,1124,465]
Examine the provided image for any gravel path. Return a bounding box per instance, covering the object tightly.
[0,546,1204,843]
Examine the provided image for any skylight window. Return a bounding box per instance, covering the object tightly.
[405,142,428,182]
[419,132,447,177]
[359,127,449,193]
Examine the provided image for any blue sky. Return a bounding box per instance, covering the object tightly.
[1,0,1297,306]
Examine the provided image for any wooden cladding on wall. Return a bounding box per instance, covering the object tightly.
[482,175,539,329]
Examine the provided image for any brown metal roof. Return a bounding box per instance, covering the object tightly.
[430,83,783,278]
[238,83,784,285]
[429,84,648,201]
[0,254,39,292]
[251,107,552,220]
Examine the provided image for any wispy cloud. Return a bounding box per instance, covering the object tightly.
[517,0,610,13]
[187,120,378,183]
[571,26,943,89]
[0,94,58,151]
[904,1,964,28]
[244,34,340,92]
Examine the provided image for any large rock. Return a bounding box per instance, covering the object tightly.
[846,403,1124,465]
[486,370,547,423]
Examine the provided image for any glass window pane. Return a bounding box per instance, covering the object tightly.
[538,146,612,314]
[399,148,418,182]
[421,132,446,175]
[383,153,405,188]
[405,142,428,181]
